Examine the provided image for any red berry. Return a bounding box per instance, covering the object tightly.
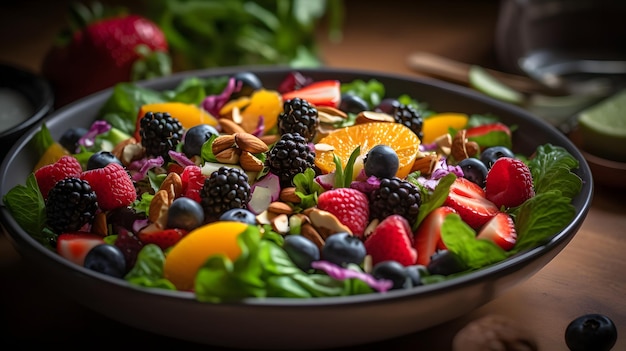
[138,227,187,251]
[476,212,517,251]
[364,214,417,266]
[444,177,499,229]
[34,155,83,199]
[413,206,457,266]
[56,232,106,266]
[485,157,535,208]
[80,163,137,211]
[317,188,370,238]
[180,165,205,202]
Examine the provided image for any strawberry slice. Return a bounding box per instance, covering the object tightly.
[476,212,517,251]
[464,122,512,150]
[138,227,188,250]
[485,157,535,208]
[444,177,499,229]
[57,232,106,266]
[281,80,341,108]
[364,214,417,266]
[413,206,457,266]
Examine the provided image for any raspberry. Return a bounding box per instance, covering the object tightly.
[180,165,205,202]
[485,157,535,208]
[81,163,137,211]
[317,188,370,238]
[35,155,83,199]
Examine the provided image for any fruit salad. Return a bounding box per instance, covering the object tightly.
[2,71,583,302]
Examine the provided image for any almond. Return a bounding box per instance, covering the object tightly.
[235,132,269,154]
[219,118,246,135]
[239,151,264,172]
[159,172,183,200]
[279,187,301,203]
[211,134,237,155]
[267,201,293,215]
[300,223,325,250]
[316,105,348,119]
[149,190,171,223]
[355,111,395,124]
[214,148,240,164]
[91,212,108,236]
[411,152,440,175]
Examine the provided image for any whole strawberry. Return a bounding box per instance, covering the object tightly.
[42,3,170,107]
[317,187,370,238]
[485,157,535,208]
[80,162,137,211]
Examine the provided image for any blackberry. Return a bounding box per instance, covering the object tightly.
[139,111,184,159]
[200,166,252,223]
[369,177,421,225]
[266,133,316,187]
[278,98,319,142]
[46,177,98,233]
[375,99,424,142]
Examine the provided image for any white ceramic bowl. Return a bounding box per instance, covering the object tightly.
[0,67,593,350]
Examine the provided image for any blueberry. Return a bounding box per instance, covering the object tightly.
[83,244,127,278]
[565,314,617,351]
[371,260,410,290]
[183,124,219,158]
[480,146,515,169]
[231,71,263,98]
[59,127,88,153]
[339,93,369,114]
[167,197,205,231]
[321,232,367,266]
[404,264,428,287]
[426,250,466,276]
[219,208,257,225]
[364,144,399,179]
[283,234,320,271]
[374,98,400,115]
[87,151,124,170]
[457,157,489,188]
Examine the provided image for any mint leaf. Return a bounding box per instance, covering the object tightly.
[510,191,576,253]
[2,174,47,242]
[441,214,507,270]
[527,144,582,199]
[412,172,455,231]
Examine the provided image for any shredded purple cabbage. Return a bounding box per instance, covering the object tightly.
[251,115,265,137]
[350,175,380,194]
[133,218,150,233]
[202,78,240,116]
[311,260,394,293]
[78,120,111,151]
[168,150,196,167]
[130,156,165,181]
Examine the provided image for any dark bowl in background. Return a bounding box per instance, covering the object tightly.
[0,63,54,160]
[0,67,594,350]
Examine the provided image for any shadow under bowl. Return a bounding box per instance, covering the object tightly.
[0,66,594,350]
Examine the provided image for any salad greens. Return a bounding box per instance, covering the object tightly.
[2,73,583,302]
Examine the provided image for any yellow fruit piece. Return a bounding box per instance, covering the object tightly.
[163,221,250,291]
[219,96,251,116]
[239,89,283,133]
[315,122,421,179]
[135,102,218,140]
[421,113,469,144]
[33,142,70,171]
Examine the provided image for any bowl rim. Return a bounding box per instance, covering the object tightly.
[0,65,594,307]
[0,62,54,139]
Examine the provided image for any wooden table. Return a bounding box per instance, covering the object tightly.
[1,1,625,350]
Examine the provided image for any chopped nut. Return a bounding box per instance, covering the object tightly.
[159,172,183,200]
[149,190,171,223]
[280,187,301,203]
[300,223,325,250]
[219,117,246,135]
[451,129,479,161]
[308,208,352,239]
[91,212,108,236]
[211,135,236,155]
[318,111,346,124]
[363,218,379,240]
[316,105,348,119]
[235,132,269,154]
[452,315,538,351]
[267,201,293,215]
[214,148,240,164]
[410,152,440,175]
[434,133,453,156]
[355,111,395,124]
[314,143,335,152]
[121,143,145,165]
[271,213,290,234]
[239,151,264,172]
[111,137,137,165]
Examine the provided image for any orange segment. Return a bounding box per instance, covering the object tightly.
[163,221,251,291]
[34,142,70,171]
[239,89,283,133]
[134,102,218,141]
[421,113,469,144]
[315,122,421,179]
